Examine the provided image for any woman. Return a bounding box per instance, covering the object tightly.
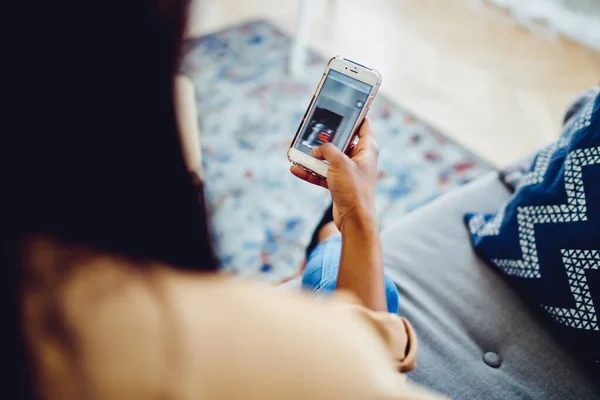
[6,1,443,399]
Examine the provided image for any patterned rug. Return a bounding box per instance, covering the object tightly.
[181,20,493,282]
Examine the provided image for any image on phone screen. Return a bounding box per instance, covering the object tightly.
[295,70,372,156]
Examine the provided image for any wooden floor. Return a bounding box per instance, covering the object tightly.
[186,0,600,167]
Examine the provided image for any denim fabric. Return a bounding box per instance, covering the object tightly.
[302,236,399,314]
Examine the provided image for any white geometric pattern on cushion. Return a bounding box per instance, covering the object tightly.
[489,146,600,279]
[542,249,600,331]
[468,88,599,239]
[467,139,568,237]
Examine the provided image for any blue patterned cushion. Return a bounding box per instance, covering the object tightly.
[465,88,600,371]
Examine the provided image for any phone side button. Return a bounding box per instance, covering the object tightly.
[366,96,375,108]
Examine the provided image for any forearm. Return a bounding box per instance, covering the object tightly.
[337,210,387,312]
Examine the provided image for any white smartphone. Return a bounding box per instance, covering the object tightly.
[288,56,382,179]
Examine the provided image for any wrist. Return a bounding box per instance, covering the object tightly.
[340,207,378,233]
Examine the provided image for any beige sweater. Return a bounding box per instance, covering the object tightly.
[23,237,444,399]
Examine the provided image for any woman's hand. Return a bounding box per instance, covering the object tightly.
[292,118,386,311]
[290,118,379,229]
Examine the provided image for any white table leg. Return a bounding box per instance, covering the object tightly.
[289,0,311,76]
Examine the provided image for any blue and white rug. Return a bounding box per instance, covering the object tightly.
[181,20,493,282]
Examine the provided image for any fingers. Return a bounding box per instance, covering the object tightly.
[312,142,344,163]
[290,165,328,189]
[351,133,379,168]
[313,119,371,161]
[346,142,356,156]
[352,131,379,157]
[364,135,379,157]
[357,117,372,138]
[352,118,378,159]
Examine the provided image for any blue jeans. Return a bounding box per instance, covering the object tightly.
[301,236,400,314]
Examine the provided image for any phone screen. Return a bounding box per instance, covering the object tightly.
[294,70,372,156]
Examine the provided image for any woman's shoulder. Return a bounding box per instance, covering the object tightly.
[22,236,187,398]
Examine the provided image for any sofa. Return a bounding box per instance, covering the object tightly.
[279,89,600,397]
[380,170,599,399]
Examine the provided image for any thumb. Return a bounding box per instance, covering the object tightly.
[312,143,345,163]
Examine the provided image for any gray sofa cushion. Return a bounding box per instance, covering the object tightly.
[381,172,599,399]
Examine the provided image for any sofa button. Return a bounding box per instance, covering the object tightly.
[483,352,502,368]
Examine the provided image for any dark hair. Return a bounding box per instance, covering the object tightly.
[6,1,218,398]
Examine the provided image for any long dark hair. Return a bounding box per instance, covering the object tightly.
[6,1,218,398]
